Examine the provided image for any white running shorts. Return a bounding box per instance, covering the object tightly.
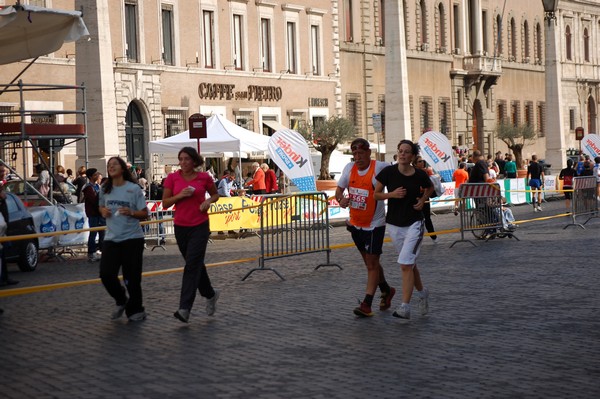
[387,220,425,265]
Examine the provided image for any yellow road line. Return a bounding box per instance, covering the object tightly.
[0,213,569,299]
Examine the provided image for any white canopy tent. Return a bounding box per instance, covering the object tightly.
[148,114,270,158]
[0,4,89,66]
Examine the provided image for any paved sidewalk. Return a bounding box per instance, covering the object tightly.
[1,199,599,398]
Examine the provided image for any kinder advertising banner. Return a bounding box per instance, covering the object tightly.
[418,131,456,183]
[581,134,600,159]
[268,129,316,192]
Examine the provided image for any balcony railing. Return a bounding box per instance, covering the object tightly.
[463,55,502,74]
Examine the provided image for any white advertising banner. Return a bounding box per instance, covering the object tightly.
[29,204,89,249]
[581,134,600,159]
[418,131,457,183]
[268,129,317,192]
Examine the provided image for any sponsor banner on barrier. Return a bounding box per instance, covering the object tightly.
[28,204,89,249]
[208,196,262,231]
[268,129,317,192]
[417,131,456,183]
[581,134,600,159]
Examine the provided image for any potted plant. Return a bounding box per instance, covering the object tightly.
[494,120,536,176]
[298,116,356,189]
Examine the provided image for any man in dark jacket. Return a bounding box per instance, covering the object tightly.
[82,168,105,262]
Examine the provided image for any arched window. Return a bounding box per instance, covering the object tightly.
[509,18,516,60]
[584,27,590,62]
[495,14,503,55]
[437,3,446,50]
[565,25,572,60]
[523,21,530,61]
[535,23,542,63]
[420,0,428,45]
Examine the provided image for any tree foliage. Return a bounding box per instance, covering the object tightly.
[495,121,536,168]
[298,116,356,180]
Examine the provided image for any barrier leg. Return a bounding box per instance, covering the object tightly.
[315,249,342,270]
[242,258,285,281]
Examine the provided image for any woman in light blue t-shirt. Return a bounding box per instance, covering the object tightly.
[99,156,149,322]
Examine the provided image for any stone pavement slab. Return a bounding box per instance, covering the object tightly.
[0,199,599,398]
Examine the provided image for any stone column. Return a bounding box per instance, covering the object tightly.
[544,14,566,172]
[385,0,412,162]
[75,0,120,171]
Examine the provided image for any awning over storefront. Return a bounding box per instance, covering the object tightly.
[263,120,288,133]
[0,4,89,65]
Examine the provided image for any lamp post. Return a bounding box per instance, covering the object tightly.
[542,0,566,172]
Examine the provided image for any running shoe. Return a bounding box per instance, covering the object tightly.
[393,303,411,319]
[379,287,396,311]
[353,302,374,317]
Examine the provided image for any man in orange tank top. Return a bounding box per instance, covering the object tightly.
[335,138,395,317]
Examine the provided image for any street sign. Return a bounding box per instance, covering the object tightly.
[372,113,382,133]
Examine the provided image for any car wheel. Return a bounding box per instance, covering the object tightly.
[17,240,39,272]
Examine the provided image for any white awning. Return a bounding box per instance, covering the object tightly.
[0,4,89,65]
[263,120,288,133]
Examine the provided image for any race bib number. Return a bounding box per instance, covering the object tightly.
[348,187,369,210]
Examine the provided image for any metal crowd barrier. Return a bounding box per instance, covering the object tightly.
[564,176,599,229]
[242,192,341,281]
[144,201,175,250]
[451,183,518,247]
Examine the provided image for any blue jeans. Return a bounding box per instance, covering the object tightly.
[88,216,106,254]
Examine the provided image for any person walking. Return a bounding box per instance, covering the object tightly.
[82,168,105,262]
[162,147,220,323]
[414,155,438,242]
[374,139,432,320]
[559,159,575,212]
[245,162,266,194]
[527,154,545,212]
[98,156,148,322]
[335,138,394,318]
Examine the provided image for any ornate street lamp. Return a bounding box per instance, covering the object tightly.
[542,0,559,23]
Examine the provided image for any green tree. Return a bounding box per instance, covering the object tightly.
[495,120,536,169]
[298,116,356,180]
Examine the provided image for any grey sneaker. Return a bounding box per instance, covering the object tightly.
[393,303,411,319]
[419,288,429,316]
[128,311,147,322]
[206,290,220,316]
[111,305,126,320]
[174,309,190,323]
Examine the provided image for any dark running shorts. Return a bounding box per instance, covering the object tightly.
[529,178,542,189]
[348,225,386,255]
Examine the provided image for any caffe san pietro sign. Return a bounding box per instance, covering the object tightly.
[198,82,282,101]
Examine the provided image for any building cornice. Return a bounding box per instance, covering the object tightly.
[281,4,304,13]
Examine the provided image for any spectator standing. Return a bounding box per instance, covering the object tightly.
[374,140,432,320]
[261,163,279,194]
[495,151,506,176]
[559,158,575,212]
[468,150,490,183]
[245,162,266,194]
[162,147,220,323]
[34,164,50,197]
[82,168,105,262]
[504,155,517,178]
[0,164,17,287]
[66,168,74,184]
[335,138,394,318]
[98,156,148,322]
[414,155,438,242]
[575,154,586,176]
[73,166,88,202]
[527,155,545,212]
[55,165,67,183]
[452,162,469,214]
[594,157,600,200]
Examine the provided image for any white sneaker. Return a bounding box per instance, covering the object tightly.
[533,207,539,212]
[128,311,147,322]
[174,309,190,323]
[537,206,543,211]
[111,305,126,320]
[419,288,429,316]
[393,303,411,319]
[206,289,220,316]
